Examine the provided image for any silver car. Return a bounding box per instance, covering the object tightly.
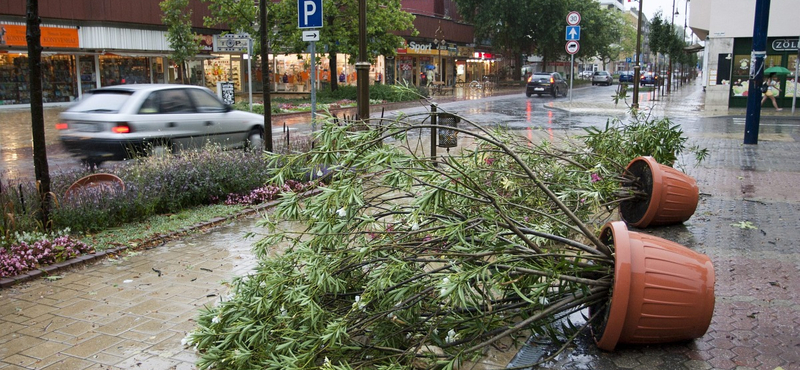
[591,71,614,86]
[57,84,265,165]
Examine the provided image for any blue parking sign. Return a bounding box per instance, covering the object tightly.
[298,0,323,29]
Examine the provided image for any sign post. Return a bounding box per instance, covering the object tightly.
[565,11,580,102]
[213,33,254,109]
[298,0,323,130]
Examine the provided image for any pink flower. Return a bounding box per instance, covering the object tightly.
[485,158,496,166]
[591,173,602,183]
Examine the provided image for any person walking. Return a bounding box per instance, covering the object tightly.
[761,72,782,111]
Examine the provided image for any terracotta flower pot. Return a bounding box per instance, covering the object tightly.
[593,221,715,351]
[619,156,699,228]
[65,173,125,199]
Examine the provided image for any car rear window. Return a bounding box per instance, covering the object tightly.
[69,91,133,113]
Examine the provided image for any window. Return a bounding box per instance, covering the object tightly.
[187,88,226,113]
[156,89,195,114]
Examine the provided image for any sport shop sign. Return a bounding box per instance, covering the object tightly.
[397,40,451,56]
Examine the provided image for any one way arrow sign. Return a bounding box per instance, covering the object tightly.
[565,26,580,41]
[302,30,320,42]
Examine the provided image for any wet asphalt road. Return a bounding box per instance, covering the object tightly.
[0,83,622,182]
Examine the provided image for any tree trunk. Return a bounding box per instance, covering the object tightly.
[26,0,52,229]
[329,51,339,91]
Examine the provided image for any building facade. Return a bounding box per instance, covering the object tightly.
[690,0,797,110]
[0,0,482,108]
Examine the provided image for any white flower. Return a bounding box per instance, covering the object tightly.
[387,312,395,319]
[280,304,287,317]
[212,315,221,324]
[336,207,347,217]
[181,334,193,346]
[410,222,419,231]
[445,329,459,343]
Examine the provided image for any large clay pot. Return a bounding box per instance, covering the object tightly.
[65,173,125,199]
[619,156,699,228]
[593,221,715,351]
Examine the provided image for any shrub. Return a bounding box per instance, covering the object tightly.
[0,236,93,278]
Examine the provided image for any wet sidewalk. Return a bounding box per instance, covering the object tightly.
[2,82,800,369]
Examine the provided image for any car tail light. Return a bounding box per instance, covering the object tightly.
[527,75,533,82]
[112,123,131,134]
[55,122,68,130]
[550,76,554,84]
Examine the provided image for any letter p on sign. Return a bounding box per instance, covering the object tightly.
[298,0,323,29]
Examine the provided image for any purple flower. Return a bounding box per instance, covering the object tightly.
[591,173,602,183]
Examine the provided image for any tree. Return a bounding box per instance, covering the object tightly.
[26,0,52,229]
[454,0,620,76]
[200,0,415,90]
[160,0,201,84]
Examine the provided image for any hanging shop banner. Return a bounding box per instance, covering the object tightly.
[0,24,79,48]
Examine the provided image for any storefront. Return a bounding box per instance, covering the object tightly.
[394,39,470,86]
[727,37,798,108]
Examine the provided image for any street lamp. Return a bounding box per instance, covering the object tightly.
[632,0,644,109]
[434,21,446,83]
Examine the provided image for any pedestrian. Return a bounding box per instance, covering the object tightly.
[426,68,435,87]
[761,72,782,111]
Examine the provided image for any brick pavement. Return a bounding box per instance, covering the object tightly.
[2,81,800,369]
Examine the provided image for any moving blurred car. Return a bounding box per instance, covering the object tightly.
[591,71,614,86]
[640,72,660,86]
[525,72,568,97]
[618,71,635,83]
[57,84,266,166]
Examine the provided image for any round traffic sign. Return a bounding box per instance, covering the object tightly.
[567,11,581,26]
[565,40,580,55]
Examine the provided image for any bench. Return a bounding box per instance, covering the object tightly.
[430,81,453,95]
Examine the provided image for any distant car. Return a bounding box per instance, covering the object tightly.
[640,72,660,86]
[591,71,614,86]
[579,70,594,79]
[57,84,266,166]
[525,72,568,98]
[618,71,635,83]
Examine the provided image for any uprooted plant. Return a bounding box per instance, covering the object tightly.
[184,109,660,369]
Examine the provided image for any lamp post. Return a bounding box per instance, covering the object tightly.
[632,0,644,109]
[434,21,446,83]
[259,0,272,152]
[356,0,369,121]
[668,0,676,93]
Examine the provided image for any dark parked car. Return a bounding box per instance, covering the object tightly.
[591,71,614,86]
[57,84,266,165]
[525,72,568,97]
[640,72,660,86]
[618,71,635,83]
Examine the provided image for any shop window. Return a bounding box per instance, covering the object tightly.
[100,56,150,86]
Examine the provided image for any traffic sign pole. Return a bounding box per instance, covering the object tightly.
[570,54,574,102]
[566,11,580,102]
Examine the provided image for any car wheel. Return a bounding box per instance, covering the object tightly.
[245,127,264,152]
[552,87,557,98]
[525,91,532,98]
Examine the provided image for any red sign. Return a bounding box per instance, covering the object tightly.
[473,52,494,59]
[565,40,580,55]
[0,24,79,48]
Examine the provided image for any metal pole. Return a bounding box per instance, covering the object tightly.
[569,53,574,102]
[310,41,317,131]
[248,38,253,112]
[793,44,799,114]
[260,0,273,152]
[430,104,437,166]
[744,0,771,145]
[632,0,644,109]
[355,0,370,121]
[668,0,675,94]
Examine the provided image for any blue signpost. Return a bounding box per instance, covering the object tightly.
[565,26,580,41]
[744,0,771,145]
